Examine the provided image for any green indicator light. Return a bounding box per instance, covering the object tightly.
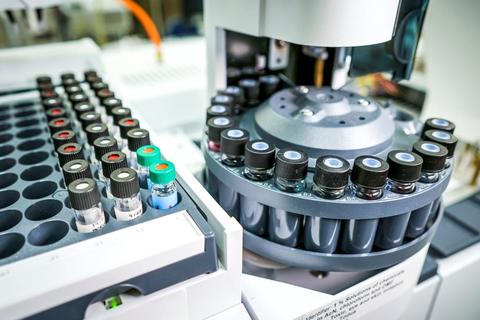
[104,296,123,310]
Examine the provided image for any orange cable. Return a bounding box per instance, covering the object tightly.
[120,0,162,58]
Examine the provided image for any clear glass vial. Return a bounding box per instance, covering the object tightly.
[136,145,161,189]
[220,128,249,166]
[110,168,143,221]
[351,156,389,200]
[68,178,105,233]
[273,149,308,193]
[387,151,423,194]
[101,151,128,198]
[150,161,178,210]
[243,140,276,181]
[312,156,350,199]
[412,141,448,183]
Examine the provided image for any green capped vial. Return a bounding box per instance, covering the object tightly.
[137,145,161,189]
[150,161,178,210]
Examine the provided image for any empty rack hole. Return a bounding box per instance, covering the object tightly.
[16,128,42,139]
[0,173,18,189]
[19,151,49,165]
[27,221,69,246]
[23,181,57,200]
[0,145,14,157]
[0,133,13,144]
[15,119,40,128]
[18,139,45,151]
[0,158,16,172]
[0,123,12,132]
[20,165,53,181]
[0,210,22,232]
[0,233,25,259]
[25,199,63,221]
[0,190,20,209]
[14,109,37,118]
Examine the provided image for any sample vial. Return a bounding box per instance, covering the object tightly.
[101,97,122,117]
[112,107,132,126]
[69,92,89,106]
[86,123,109,151]
[40,89,59,100]
[93,136,119,171]
[422,118,456,135]
[60,72,75,82]
[219,86,245,107]
[126,128,151,168]
[206,105,232,124]
[351,156,389,200]
[45,107,66,122]
[48,117,72,135]
[36,75,52,85]
[423,130,458,168]
[52,130,77,151]
[274,149,308,193]
[259,75,280,100]
[207,116,234,152]
[62,159,93,187]
[387,150,423,194]
[412,141,448,183]
[57,143,85,167]
[312,156,350,199]
[210,94,234,108]
[220,128,249,166]
[38,83,54,92]
[42,97,63,111]
[118,118,140,151]
[244,140,276,181]
[62,78,78,87]
[73,102,95,119]
[84,69,97,80]
[136,145,161,189]
[91,81,109,93]
[80,112,102,132]
[110,168,143,221]
[96,88,115,101]
[64,85,83,96]
[238,79,260,106]
[150,161,178,210]
[101,151,128,198]
[68,178,106,233]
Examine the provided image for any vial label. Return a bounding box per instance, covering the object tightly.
[152,191,178,210]
[114,206,143,221]
[76,214,106,233]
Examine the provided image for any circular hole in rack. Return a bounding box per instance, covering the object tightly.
[0,190,20,209]
[20,165,53,181]
[14,109,37,118]
[18,139,45,151]
[19,151,49,165]
[25,199,63,221]
[15,118,40,128]
[280,105,286,109]
[0,145,14,157]
[0,158,16,172]
[359,117,365,121]
[59,178,65,189]
[0,114,11,122]
[0,233,25,259]
[0,133,13,144]
[0,105,9,113]
[339,120,346,125]
[27,221,69,246]
[0,123,12,132]
[23,181,57,200]
[64,197,71,209]
[0,210,22,232]
[14,101,34,109]
[0,173,18,189]
[16,128,42,139]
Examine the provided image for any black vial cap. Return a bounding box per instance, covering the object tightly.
[423,130,458,158]
[110,167,140,199]
[101,151,128,179]
[45,107,66,121]
[68,178,101,210]
[48,117,72,134]
[84,69,97,80]
[93,136,118,160]
[64,85,83,96]
[91,81,109,92]
[220,128,249,156]
[101,97,122,115]
[127,128,150,152]
[52,130,77,150]
[86,74,101,84]
[259,75,280,99]
[112,107,132,125]
[238,79,260,103]
[245,140,276,170]
[219,86,244,105]
[206,105,232,123]
[42,97,63,111]
[69,92,89,105]
[57,143,84,167]
[74,102,95,118]
[118,118,140,139]
[37,82,54,91]
[351,156,389,189]
[61,78,78,87]
[412,140,448,173]
[210,94,234,108]
[314,156,350,189]
[86,123,109,145]
[422,118,455,135]
[36,76,52,85]
[62,159,92,186]
[80,112,102,130]
[39,89,58,100]
[274,149,308,180]
[60,72,75,81]
[96,88,114,100]
[207,116,234,143]
[387,150,423,183]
